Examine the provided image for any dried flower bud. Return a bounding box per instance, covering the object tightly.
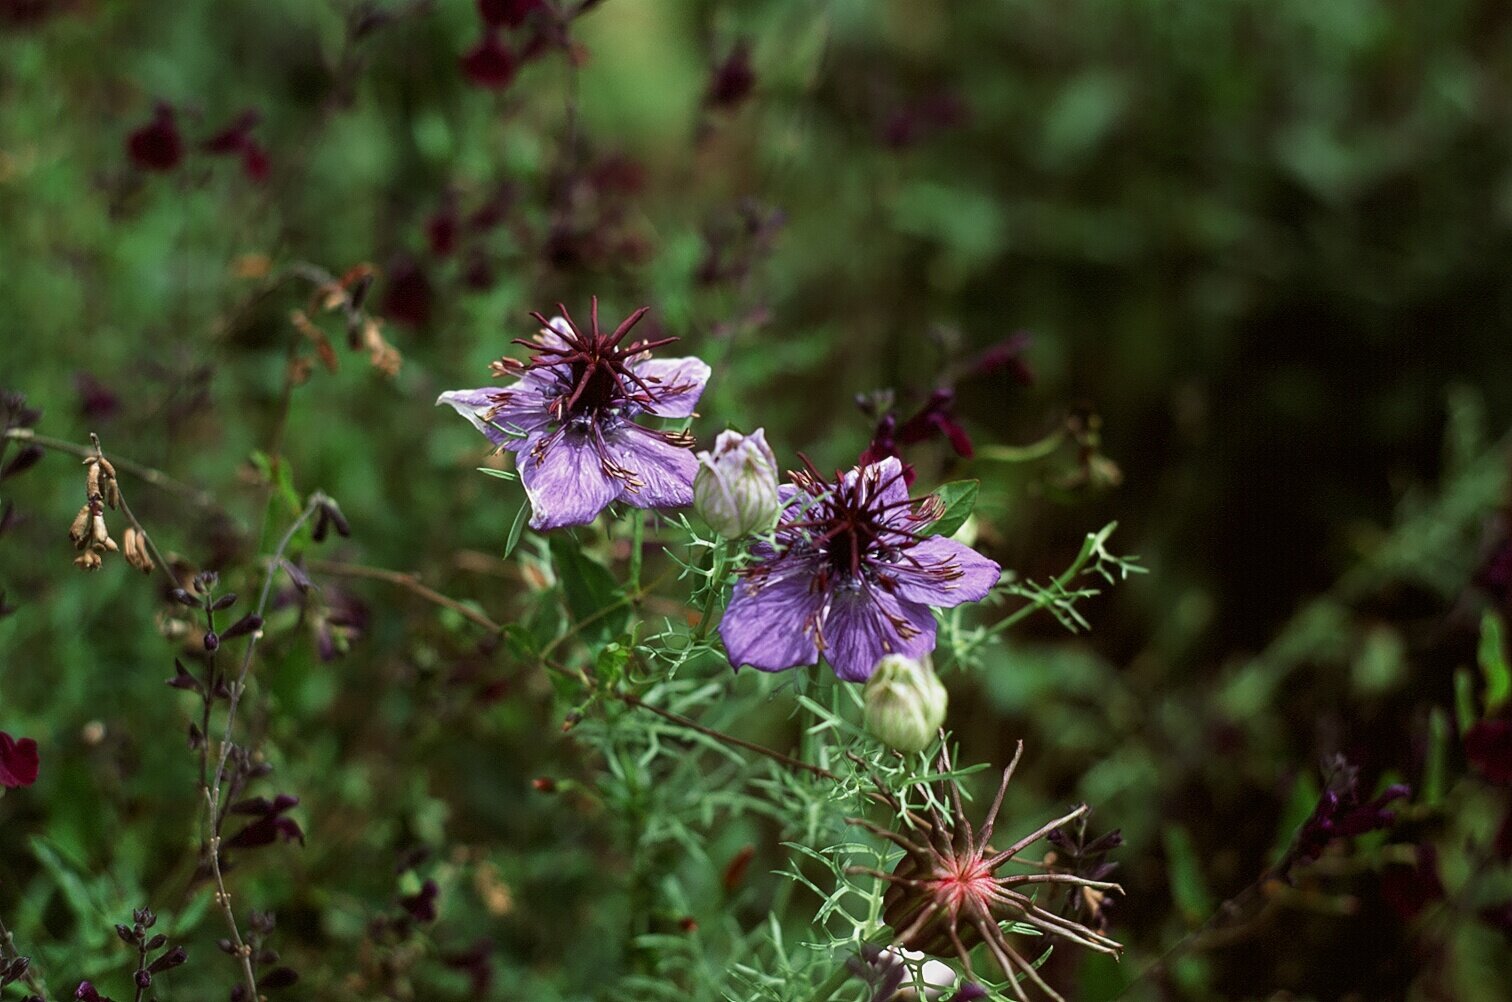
[123,526,155,574]
[862,654,947,754]
[693,428,780,538]
[74,549,103,571]
[69,504,92,547]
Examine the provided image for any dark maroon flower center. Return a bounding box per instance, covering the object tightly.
[508,300,677,424]
[781,458,942,584]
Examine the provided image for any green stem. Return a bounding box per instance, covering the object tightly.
[692,542,726,642]
[627,509,645,594]
[973,428,1067,465]
[937,524,1108,673]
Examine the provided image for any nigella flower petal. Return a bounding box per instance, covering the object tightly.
[606,425,698,509]
[437,386,552,449]
[821,586,936,682]
[518,433,620,530]
[633,356,711,418]
[888,537,1001,607]
[720,565,824,671]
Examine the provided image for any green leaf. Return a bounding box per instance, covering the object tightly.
[1478,611,1511,714]
[549,536,630,645]
[503,502,529,560]
[475,466,518,481]
[1162,825,1214,925]
[926,480,979,538]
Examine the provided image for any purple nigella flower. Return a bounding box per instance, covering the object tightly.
[719,457,1000,681]
[438,300,709,530]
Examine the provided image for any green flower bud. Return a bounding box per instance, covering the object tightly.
[863,654,948,753]
[693,428,780,539]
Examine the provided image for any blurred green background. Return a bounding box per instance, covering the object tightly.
[4,0,1512,999]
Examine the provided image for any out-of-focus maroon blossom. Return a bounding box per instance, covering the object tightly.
[441,938,495,997]
[541,154,656,271]
[399,879,440,923]
[74,981,112,1002]
[1481,901,1512,941]
[201,109,270,183]
[427,200,459,257]
[970,330,1036,387]
[0,731,39,788]
[313,587,367,663]
[898,388,974,458]
[380,255,432,328]
[858,412,914,486]
[1495,807,1512,862]
[74,372,120,422]
[460,33,518,89]
[1464,718,1512,785]
[1289,757,1410,872]
[706,40,756,109]
[1380,844,1445,921]
[224,793,304,850]
[126,103,185,172]
[477,0,541,28]
[881,91,969,149]
[0,0,55,27]
[858,389,974,487]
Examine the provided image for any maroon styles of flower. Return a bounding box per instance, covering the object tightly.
[0,731,38,788]
[849,743,1123,999]
[126,103,184,172]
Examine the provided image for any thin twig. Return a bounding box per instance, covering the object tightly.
[617,692,841,782]
[201,498,319,1002]
[3,428,216,509]
[303,558,502,633]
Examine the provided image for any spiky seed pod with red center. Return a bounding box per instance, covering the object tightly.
[847,742,1124,1002]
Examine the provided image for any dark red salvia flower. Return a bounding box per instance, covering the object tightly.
[202,110,270,184]
[399,879,440,923]
[126,103,184,172]
[380,255,433,328]
[848,743,1122,1001]
[706,39,756,109]
[1287,755,1410,873]
[0,731,38,788]
[460,33,518,90]
[1380,844,1445,922]
[74,372,121,422]
[427,200,459,257]
[858,412,915,486]
[477,0,540,28]
[898,388,974,459]
[970,331,1035,387]
[880,91,969,149]
[1465,718,1512,785]
[224,793,304,850]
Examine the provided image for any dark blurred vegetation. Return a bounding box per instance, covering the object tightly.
[4,0,1512,999]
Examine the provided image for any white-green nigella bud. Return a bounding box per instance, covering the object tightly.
[863,654,948,754]
[693,428,781,539]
